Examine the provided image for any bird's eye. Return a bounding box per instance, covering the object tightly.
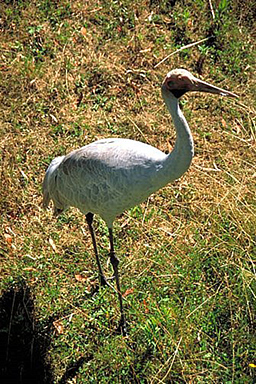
[166,81,173,89]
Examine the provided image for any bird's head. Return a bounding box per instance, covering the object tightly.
[162,68,238,99]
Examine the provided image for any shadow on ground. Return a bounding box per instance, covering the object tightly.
[0,280,89,384]
[0,280,155,383]
[0,280,53,383]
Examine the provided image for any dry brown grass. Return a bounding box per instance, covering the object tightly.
[0,0,256,382]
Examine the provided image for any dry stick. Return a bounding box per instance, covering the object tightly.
[152,337,183,383]
[208,0,215,20]
[162,337,183,382]
[154,36,212,68]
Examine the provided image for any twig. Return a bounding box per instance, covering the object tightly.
[127,116,149,142]
[154,36,212,68]
[186,284,223,318]
[151,337,183,383]
[194,163,221,173]
[208,0,215,20]
[162,337,183,381]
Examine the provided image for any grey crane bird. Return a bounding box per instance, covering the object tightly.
[43,69,238,336]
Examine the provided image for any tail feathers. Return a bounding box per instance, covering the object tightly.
[42,156,64,210]
[42,189,50,208]
[42,171,51,208]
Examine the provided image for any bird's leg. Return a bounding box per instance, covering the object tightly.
[86,212,108,287]
[109,228,127,336]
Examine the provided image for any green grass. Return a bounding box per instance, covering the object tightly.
[0,0,256,382]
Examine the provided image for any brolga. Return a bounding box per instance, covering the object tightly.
[43,69,237,336]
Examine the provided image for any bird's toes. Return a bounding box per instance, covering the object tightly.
[114,317,128,337]
[99,274,110,287]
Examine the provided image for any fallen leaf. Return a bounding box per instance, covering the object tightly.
[49,237,57,252]
[53,320,64,334]
[75,274,87,283]
[143,299,149,313]
[221,118,227,128]
[23,267,37,271]
[122,287,134,298]
[187,19,193,28]
[4,233,12,244]
[80,26,87,37]
[235,122,241,134]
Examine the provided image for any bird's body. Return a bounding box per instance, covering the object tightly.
[43,93,194,227]
[43,69,237,335]
[43,138,167,225]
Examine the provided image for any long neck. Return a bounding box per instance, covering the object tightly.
[159,88,194,184]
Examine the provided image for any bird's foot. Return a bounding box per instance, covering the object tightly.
[99,274,115,286]
[99,274,109,287]
[98,274,119,295]
[115,315,128,337]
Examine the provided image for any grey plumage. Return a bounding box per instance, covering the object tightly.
[43,69,237,335]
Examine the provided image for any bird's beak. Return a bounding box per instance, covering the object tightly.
[191,77,238,98]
